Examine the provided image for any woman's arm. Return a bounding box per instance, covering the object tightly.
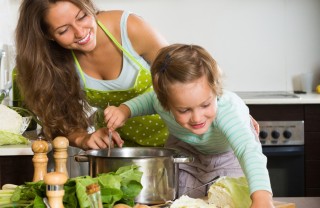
[127,13,169,64]
[250,115,260,135]
[67,128,123,150]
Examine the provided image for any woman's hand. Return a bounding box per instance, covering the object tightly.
[250,115,260,134]
[250,190,274,208]
[83,128,124,150]
[72,128,124,150]
[104,104,131,131]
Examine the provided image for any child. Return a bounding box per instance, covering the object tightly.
[104,44,274,207]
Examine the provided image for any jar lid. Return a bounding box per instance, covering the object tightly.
[86,183,100,195]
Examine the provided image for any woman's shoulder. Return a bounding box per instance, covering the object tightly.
[96,11,145,37]
[97,10,124,26]
[97,10,141,25]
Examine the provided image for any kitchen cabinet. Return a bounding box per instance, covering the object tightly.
[304,105,320,196]
[248,104,320,197]
[0,156,34,187]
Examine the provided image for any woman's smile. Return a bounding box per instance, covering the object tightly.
[77,30,91,45]
[45,1,97,51]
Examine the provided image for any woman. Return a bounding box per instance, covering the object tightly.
[15,0,260,151]
[15,0,169,150]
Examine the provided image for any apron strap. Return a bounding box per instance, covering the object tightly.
[71,50,88,88]
[97,20,145,69]
[72,20,146,88]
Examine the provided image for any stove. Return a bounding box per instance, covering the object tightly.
[258,121,304,146]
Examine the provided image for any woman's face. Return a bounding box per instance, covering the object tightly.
[45,1,97,52]
[167,76,218,135]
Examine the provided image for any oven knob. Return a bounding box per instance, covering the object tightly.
[259,130,268,139]
[283,130,292,139]
[271,130,280,139]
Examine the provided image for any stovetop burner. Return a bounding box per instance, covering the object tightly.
[235,91,300,99]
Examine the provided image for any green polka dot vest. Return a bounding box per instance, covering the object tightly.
[71,21,168,147]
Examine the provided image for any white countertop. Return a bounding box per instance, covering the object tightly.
[241,92,320,105]
[0,143,33,156]
[0,129,52,156]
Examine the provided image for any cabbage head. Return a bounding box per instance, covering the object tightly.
[208,176,251,208]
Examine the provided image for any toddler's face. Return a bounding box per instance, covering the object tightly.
[167,76,217,135]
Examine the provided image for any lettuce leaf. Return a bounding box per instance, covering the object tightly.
[208,176,251,208]
[0,130,29,146]
[8,165,143,208]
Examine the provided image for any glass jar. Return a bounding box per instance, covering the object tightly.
[86,183,103,208]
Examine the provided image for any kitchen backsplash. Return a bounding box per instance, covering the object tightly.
[1,0,320,92]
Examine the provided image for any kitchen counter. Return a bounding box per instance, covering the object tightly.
[273,197,320,208]
[238,92,320,105]
[0,129,51,156]
[0,143,33,155]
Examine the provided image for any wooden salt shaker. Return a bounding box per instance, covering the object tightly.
[31,139,49,182]
[44,172,68,208]
[52,136,69,178]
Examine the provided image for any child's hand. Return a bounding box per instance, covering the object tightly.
[250,190,274,208]
[104,104,131,131]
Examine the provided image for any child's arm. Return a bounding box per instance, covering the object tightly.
[104,104,131,131]
[104,91,158,131]
[251,190,274,208]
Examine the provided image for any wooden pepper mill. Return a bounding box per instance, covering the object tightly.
[31,139,49,182]
[52,136,69,178]
[44,172,68,208]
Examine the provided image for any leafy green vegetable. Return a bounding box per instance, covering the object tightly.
[75,176,96,208]
[0,130,29,146]
[0,189,15,206]
[63,179,79,208]
[2,165,143,208]
[74,165,143,208]
[120,180,143,206]
[101,188,123,208]
[208,176,252,208]
[97,173,121,190]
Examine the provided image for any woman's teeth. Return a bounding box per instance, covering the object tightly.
[78,32,90,44]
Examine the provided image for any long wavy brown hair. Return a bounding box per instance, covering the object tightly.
[151,44,223,111]
[15,0,97,140]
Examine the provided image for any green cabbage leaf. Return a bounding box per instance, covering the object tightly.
[5,165,142,208]
[208,176,251,208]
[0,130,29,146]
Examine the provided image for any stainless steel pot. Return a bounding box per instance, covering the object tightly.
[74,147,193,205]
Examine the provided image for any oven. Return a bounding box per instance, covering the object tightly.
[258,121,305,197]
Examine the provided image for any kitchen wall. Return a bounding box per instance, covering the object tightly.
[1,0,320,92]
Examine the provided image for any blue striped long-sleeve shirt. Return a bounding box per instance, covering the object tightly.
[123,90,272,195]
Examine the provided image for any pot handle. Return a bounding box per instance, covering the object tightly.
[173,152,194,163]
[74,154,89,162]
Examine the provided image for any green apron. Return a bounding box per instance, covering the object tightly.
[72,21,168,147]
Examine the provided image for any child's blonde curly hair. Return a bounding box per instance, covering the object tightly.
[151,44,223,111]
